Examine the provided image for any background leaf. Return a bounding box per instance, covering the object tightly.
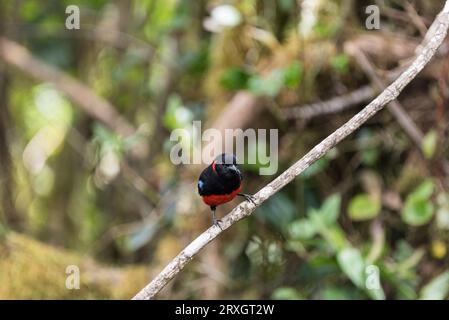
[320,194,341,225]
[422,130,437,159]
[348,194,381,221]
[402,180,435,226]
[337,247,365,288]
[419,272,449,300]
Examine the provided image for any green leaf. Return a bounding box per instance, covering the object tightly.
[320,194,341,225]
[419,272,449,300]
[313,22,336,38]
[219,67,249,90]
[287,219,316,240]
[364,265,386,300]
[402,180,435,226]
[163,95,193,130]
[182,47,209,75]
[402,198,434,226]
[271,287,303,300]
[367,286,386,300]
[436,206,449,230]
[92,124,123,154]
[267,242,283,265]
[330,54,349,74]
[337,247,365,288]
[393,240,415,262]
[422,130,438,159]
[248,69,285,97]
[310,210,347,252]
[326,228,349,252]
[348,194,381,221]
[283,62,303,89]
[412,179,435,199]
[436,194,449,230]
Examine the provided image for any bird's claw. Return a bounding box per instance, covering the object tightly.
[213,218,223,230]
[240,193,256,205]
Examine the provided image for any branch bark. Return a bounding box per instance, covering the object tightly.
[132,1,449,300]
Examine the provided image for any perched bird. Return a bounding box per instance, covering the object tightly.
[198,153,255,228]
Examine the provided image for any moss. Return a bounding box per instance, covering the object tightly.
[0,232,150,299]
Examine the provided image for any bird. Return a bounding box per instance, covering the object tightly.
[198,153,255,228]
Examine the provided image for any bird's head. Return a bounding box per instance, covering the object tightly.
[213,153,240,176]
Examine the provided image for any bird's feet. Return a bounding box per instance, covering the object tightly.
[213,218,223,230]
[238,193,256,205]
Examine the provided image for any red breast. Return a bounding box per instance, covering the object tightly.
[201,185,242,206]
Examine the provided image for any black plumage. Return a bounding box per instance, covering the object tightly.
[198,153,255,228]
[198,154,242,197]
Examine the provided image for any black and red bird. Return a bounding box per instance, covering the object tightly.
[198,153,255,228]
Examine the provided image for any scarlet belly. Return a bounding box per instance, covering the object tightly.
[202,186,242,206]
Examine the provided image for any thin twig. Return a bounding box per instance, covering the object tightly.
[132,1,449,300]
[283,85,376,120]
[347,34,449,178]
[403,1,428,37]
[345,43,425,147]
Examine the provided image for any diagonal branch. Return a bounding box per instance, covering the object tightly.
[132,1,449,300]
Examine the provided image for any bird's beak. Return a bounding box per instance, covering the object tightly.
[229,164,238,172]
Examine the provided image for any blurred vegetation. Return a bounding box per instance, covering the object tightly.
[0,0,449,299]
[0,232,149,299]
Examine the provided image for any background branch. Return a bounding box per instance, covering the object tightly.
[283,85,375,120]
[0,37,135,137]
[345,43,425,148]
[132,1,449,300]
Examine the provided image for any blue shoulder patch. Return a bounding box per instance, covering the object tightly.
[198,180,204,191]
